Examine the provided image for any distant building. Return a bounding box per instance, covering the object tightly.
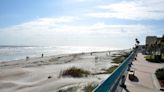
[146,36,157,46]
[145,35,164,54]
[156,36,164,53]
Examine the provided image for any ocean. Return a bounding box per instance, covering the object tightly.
[0,45,115,62]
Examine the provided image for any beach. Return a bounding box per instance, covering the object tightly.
[0,50,129,92]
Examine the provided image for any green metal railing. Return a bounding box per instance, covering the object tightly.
[92,51,135,92]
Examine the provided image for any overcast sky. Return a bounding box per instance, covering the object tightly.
[0,0,164,49]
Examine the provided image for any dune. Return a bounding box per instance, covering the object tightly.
[0,50,130,92]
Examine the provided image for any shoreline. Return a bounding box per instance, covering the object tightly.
[0,45,124,62]
[0,48,129,62]
[0,49,130,68]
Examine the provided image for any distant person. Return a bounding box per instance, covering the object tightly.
[26,56,29,61]
[106,52,110,56]
[41,53,44,58]
[95,56,98,63]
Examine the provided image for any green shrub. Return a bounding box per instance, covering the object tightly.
[145,55,162,63]
[145,55,155,60]
[162,54,164,59]
[155,68,164,80]
[62,67,90,77]
[145,55,155,62]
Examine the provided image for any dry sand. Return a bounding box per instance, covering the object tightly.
[0,50,129,92]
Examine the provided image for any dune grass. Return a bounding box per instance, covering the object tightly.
[93,65,119,75]
[58,87,77,92]
[112,56,125,64]
[84,83,97,92]
[62,67,90,77]
[104,65,119,74]
[112,52,129,64]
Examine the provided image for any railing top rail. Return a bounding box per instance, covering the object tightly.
[92,51,134,92]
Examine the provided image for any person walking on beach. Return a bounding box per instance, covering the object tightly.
[41,53,44,58]
[26,56,29,61]
[95,56,98,63]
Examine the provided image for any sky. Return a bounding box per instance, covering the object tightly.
[0,0,164,49]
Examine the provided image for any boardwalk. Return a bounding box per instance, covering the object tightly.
[123,53,164,92]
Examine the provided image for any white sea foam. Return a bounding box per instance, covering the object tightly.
[0,46,119,61]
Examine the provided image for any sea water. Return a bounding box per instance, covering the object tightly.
[0,45,115,61]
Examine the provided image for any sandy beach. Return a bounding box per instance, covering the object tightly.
[0,50,129,92]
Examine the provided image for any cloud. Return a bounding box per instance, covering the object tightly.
[70,0,101,2]
[72,0,88,2]
[21,16,79,28]
[86,0,164,20]
[59,23,152,37]
[0,16,154,46]
[0,16,79,32]
[0,16,152,37]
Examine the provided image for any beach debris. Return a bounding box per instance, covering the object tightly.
[48,76,52,79]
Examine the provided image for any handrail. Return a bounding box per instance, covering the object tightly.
[92,51,134,92]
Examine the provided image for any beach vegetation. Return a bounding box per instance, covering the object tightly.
[93,65,119,75]
[84,83,97,92]
[58,86,77,92]
[104,65,119,74]
[62,67,90,77]
[112,52,129,64]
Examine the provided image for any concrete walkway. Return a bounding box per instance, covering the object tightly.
[123,53,164,92]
